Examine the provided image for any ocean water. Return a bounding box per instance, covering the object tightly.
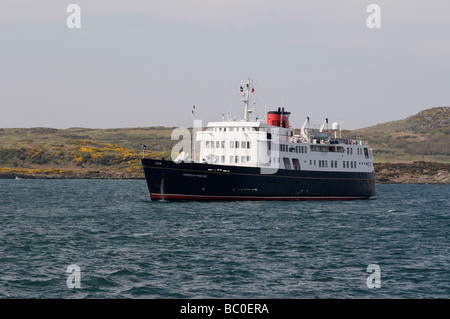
[0,179,448,299]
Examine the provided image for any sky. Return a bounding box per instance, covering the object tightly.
[0,0,449,130]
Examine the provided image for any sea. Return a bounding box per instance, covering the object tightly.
[0,179,448,300]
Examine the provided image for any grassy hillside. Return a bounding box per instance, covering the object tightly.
[0,127,175,178]
[0,107,449,180]
[347,107,450,163]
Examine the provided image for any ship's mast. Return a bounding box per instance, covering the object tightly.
[240,78,254,121]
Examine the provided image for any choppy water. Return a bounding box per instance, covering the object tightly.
[0,180,448,299]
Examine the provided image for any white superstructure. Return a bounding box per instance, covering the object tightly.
[195,79,374,174]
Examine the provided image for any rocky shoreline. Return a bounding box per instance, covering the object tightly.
[373,162,449,184]
[0,167,143,180]
[1,162,449,184]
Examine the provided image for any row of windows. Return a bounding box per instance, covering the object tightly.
[311,145,345,153]
[206,140,369,160]
[277,157,366,170]
[211,127,256,132]
[311,145,370,159]
[231,156,252,163]
[205,141,251,149]
[271,158,367,169]
[230,141,251,149]
[268,143,308,153]
[205,155,252,164]
[209,156,369,168]
[308,159,359,169]
[349,147,370,159]
[208,156,251,163]
[343,161,358,168]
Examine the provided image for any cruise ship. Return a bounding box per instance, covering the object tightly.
[141,79,375,200]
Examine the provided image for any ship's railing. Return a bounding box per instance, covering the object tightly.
[290,135,369,146]
[329,138,368,145]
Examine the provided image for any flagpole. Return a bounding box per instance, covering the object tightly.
[192,105,195,163]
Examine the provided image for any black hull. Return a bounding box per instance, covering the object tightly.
[141,158,375,200]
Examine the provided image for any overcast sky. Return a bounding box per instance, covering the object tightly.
[0,0,449,129]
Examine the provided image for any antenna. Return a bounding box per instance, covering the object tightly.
[192,105,196,161]
[240,78,255,121]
